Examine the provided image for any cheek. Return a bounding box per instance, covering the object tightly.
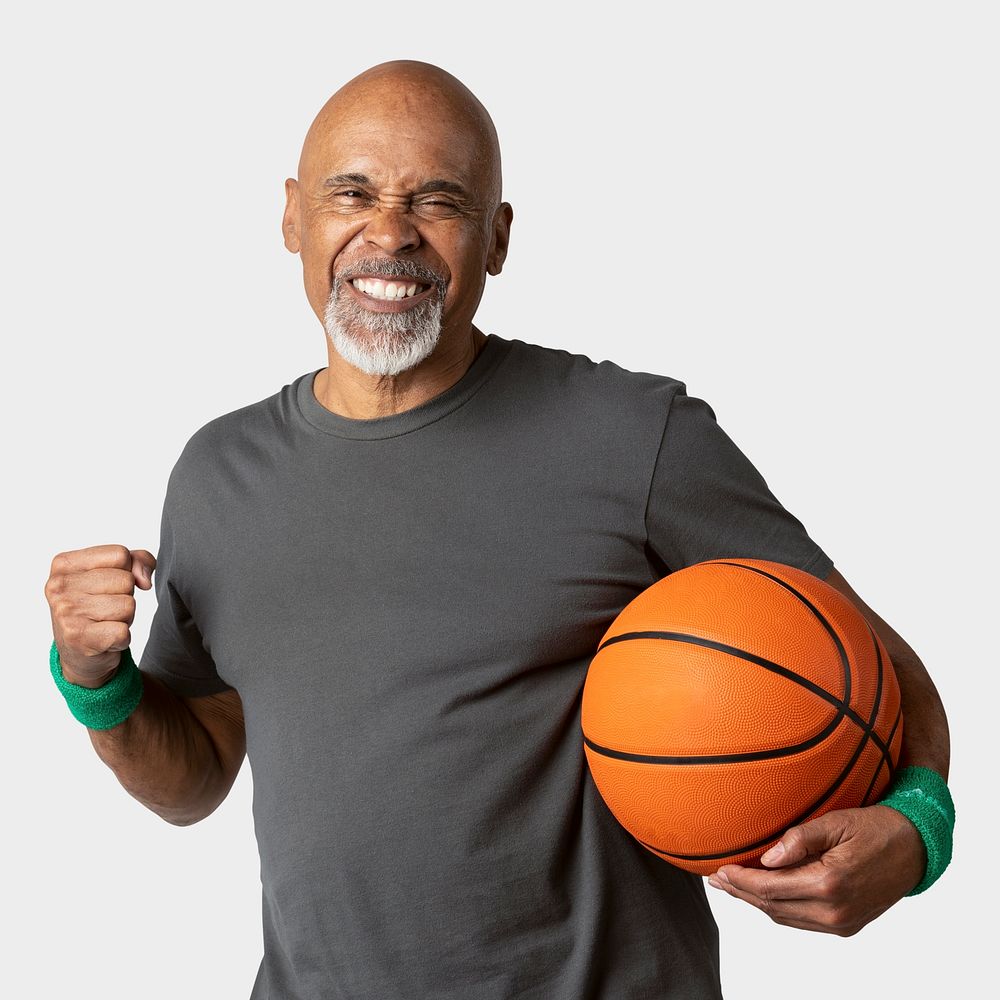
[300,216,362,273]
[440,231,489,296]
[300,228,363,308]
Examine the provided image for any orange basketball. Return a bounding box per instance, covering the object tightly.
[581,558,903,875]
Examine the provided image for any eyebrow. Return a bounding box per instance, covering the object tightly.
[413,179,470,198]
[322,173,471,199]
[323,173,372,188]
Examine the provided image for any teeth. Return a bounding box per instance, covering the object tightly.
[351,277,426,300]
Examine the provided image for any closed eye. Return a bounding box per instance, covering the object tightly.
[413,198,462,218]
[328,188,376,211]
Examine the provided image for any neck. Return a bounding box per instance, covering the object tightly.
[314,326,488,420]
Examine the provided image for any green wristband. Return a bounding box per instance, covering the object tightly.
[878,765,955,896]
[50,640,144,730]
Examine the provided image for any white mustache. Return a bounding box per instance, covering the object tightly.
[338,258,446,291]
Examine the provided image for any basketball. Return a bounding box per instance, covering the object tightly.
[581,558,903,875]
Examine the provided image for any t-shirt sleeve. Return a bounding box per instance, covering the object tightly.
[138,487,233,698]
[644,387,834,580]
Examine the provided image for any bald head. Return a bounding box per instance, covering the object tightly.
[297,60,503,210]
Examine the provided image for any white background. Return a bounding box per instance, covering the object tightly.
[4,2,994,997]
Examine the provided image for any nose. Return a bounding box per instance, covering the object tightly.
[363,205,420,255]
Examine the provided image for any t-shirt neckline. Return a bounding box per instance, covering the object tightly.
[295,333,512,440]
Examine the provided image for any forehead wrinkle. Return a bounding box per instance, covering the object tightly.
[316,138,475,195]
[312,125,469,183]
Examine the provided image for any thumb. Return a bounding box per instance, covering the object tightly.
[760,812,849,868]
[129,549,157,590]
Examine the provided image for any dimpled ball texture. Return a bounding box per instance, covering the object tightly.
[581,558,903,875]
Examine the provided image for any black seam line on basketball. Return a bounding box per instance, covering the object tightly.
[861,706,903,805]
[857,620,886,806]
[582,714,845,765]
[597,629,863,729]
[882,705,904,791]
[859,623,892,807]
[708,561,853,712]
[714,561,892,765]
[837,621,895,783]
[601,558,894,757]
[868,625,903,778]
[642,698,886,862]
[641,618,893,862]
[859,636,889,806]
[595,629,894,767]
[614,565,894,862]
[860,758,887,808]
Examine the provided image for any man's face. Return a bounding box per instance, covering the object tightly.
[283,89,510,376]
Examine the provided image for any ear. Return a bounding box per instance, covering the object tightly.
[486,202,513,276]
[282,178,301,253]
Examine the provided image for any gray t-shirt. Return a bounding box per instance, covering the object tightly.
[140,333,833,1000]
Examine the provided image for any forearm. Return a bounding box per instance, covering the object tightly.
[822,567,950,779]
[857,604,950,779]
[886,640,950,779]
[85,671,229,826]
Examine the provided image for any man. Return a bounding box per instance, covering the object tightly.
[45,61,951,999]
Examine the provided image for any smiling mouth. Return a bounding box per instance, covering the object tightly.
[350,277,431,301]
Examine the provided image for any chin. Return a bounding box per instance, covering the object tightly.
[323,286,445,378]
[326,326,441,377]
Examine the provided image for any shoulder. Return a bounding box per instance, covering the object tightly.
[164,378,298,495]
[504,337,687,423]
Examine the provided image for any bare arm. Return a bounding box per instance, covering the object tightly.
[46,544,246,826]
[84,681,246,826]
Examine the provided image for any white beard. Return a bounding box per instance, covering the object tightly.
[323,279,445,377]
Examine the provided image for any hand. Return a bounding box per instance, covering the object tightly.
[707,805,926,936]
[45,544,157,688]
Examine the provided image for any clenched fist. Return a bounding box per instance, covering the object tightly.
[45,544,157,688]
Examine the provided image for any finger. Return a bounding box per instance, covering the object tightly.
[708,873,891,936]
[71,567,136,595]
[708,872,791,915]
[96,619,132,653]
[51,544,134,574]
[759,811,851,868]
[129,549,156,590]
[711,863,822,902]
[74,593,137,626]
[708,869,826,926]
[61,619,132,656]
